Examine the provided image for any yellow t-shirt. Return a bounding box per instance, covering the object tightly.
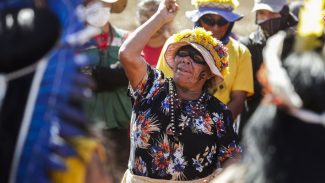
[156,37,254,104]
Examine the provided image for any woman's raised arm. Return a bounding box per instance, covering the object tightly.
[118,0,178,89]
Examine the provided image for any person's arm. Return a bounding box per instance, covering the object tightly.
[227,44,254,120]
[118,0,178,89]
[227,91,247,119]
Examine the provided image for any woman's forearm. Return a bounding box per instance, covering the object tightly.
[118,0,178,89]
[121,14,168,58]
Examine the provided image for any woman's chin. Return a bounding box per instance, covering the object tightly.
[174,73,190,81]
[174,75,195,86]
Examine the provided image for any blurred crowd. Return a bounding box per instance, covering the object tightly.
[1,0,325,183]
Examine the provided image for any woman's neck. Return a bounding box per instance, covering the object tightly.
[101,23,110,34]
[176,85,203,101]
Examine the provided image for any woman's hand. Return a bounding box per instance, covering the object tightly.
[119,0,179,90]
[157,0,179,24]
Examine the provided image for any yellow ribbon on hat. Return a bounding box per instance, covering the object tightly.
[191,0,239,10]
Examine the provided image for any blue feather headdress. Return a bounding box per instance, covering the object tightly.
[3,0,100,182]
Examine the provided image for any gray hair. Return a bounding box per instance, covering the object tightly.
[136,0,161,24]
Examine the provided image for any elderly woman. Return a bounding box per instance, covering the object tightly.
[157,0,254,124]
[211,1,325,182]
[119,0,241,182]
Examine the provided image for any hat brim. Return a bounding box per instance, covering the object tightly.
[101,0,127,13]
[101,0,118,3]
[164,41,224,81]
[252,3,282,13]
[186,7,243,23]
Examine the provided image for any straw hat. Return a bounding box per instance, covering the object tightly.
[164,27,229,84]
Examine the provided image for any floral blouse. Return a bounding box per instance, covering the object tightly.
[128,66,241,181]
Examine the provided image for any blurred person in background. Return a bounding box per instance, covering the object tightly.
[119,0,241,181]
[137,0,174,67]
[212,1,325,182]
[0,3,61,182]
[80,0,131,182]
[156,0,254,129]
[0,0,112,182]
[239,0,298,141]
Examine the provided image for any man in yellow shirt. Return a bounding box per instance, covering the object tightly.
[157,0,253,123]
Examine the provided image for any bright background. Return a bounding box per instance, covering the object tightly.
[110,0,257,37]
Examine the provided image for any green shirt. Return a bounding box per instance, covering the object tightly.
[83,26,131,129]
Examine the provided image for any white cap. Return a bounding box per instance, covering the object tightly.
[252,0,288,13]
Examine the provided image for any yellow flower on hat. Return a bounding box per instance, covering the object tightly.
[191,0,239,10]
[172,27,229,76]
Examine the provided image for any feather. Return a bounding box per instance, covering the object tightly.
[263,31,303,108]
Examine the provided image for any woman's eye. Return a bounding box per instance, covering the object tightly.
[194,55,204,62]
[178,50,189,56]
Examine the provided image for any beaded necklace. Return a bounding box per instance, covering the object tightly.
[167,78,206,138]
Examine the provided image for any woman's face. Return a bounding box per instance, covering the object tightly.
[172,46,212,89]
[85,0,112,28]
[199,14,230,40]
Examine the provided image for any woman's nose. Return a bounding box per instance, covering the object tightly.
[181,57,191,64]
[211,24,223,31]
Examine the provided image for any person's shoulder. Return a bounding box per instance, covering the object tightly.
[143,66,168,96]
[238,35,251,47]
[146,65,167,82]
[238,32,256,47]
[284,27,297,37]
[239,31,265,46]
[110,25,130,47]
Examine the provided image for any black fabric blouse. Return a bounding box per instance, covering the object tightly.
[128,66,241,181]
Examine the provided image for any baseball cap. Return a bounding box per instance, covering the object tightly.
[252,0,288,13]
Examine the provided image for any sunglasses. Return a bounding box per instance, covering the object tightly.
[200,16,229,27]
[176,47,206,65]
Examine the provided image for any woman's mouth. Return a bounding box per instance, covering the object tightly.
[176,67,191,74]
